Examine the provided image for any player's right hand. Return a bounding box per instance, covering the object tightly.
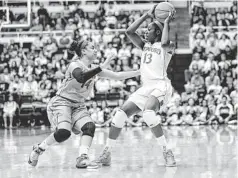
[164,10,176,24]
[100,54,116,69]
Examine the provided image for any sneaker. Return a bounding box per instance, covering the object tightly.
[76,154,98,169]
[163,149,176,167]
[95,147,111,166]
[28,144,45,167]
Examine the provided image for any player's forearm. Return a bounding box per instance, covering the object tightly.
[161,22,170,46]
[72,67,102,84]
[126,14,149,34]
[116,70,140,80]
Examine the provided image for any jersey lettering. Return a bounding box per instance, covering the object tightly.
[143,53,152,64]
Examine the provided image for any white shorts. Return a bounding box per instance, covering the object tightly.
[128,79,173,110]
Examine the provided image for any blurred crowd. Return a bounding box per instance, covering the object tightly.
[163,1,238,126]
[191,1,237,28]
[0,1,237,129]
[3,2,150,32]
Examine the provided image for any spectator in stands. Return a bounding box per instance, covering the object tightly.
[230,3,237,25]
[58,32,72,49]
[206,33,220,56]
[95,78,111,93]
[38,73,52,90]
[224,45,235,60]
[166,98,182,126]
[118,43,131,60]
[105,1,118,16]
[22,76,38,95]
[215,95,233,124]
[203,52,219,74]
[189,52,205,73]
[34,83,50,102]
[191,69,204,91]
[221,70,234,90]
[106,11,117,29]
[8,75,23,95]
[116,10,129,29]
[181,84,197,103]
[0,67,11,83]
[231,34,237,52]
[37,4,49,28]
[218,52,230,76]
[55,18,65,30]
[30,18,43,31]
[111,31,122,49]
[217,11,230,26]
[218,34,232,51]
[105,42,117,57]
[192,19,206,33]
[43,38,58,58]
[89,101,101,123]
[230,85,238,107]
[205,69,221,88]
[207,80,222,98]
[181,98,196,125]
[3,95,18,129]
[34,51,47,66]
[65,18,77,31]
[196,99,209,124]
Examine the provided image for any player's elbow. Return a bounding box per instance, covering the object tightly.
[161,41,170,47]
[125,30,133,36]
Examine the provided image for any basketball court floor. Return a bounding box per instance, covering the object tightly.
[0,125,237,178]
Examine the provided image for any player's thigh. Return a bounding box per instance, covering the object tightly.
[47,104,72,131]
[145,82,173,111]
[71,108,92,135]
[126,88,148,116]
[121,100,142,117]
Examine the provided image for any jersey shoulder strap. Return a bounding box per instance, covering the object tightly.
[68,61,86,74]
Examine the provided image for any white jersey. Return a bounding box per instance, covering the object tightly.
[140,42,174,85]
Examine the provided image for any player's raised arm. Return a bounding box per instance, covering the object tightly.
[98,69,140,80]
[126,6,156,50]
[161,10,175,48]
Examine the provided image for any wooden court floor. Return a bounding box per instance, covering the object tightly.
[0,125,237,178]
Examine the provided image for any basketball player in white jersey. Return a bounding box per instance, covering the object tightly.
[28,40,140,168]
[96,6,176,167]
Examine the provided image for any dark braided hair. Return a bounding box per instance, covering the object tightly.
[69,40,89,57]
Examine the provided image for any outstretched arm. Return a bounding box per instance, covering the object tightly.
[126,6,156,50]
[98,69,140,80]
[72,54,116,84]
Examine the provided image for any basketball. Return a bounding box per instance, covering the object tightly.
[154,2,175,23]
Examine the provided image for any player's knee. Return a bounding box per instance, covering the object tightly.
[111,109,127,128]
[54,129,71,143]
[81,122,95,137]
[143,110,160,128]
[144,96,160,111]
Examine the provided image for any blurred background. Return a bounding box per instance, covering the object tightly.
[0,0,237,129]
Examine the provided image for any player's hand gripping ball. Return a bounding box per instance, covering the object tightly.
[154,2,176,23]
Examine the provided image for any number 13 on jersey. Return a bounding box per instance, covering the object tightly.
[143,53,152,64]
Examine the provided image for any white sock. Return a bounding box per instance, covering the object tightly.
[156,135,170,151]
[39,140,49,150]
[79,145,89,156]
[106,138,116,149]
[39,133,56,150]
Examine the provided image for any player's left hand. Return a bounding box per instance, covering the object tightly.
[100,54,116,69]
[164,9,176,24]
[146,5,157,18]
